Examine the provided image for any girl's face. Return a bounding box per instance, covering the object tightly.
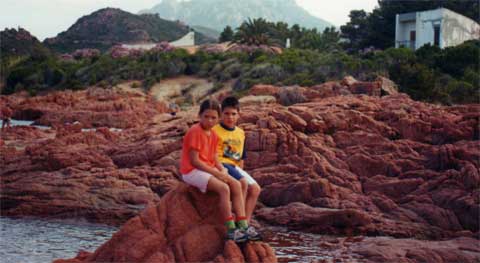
[199,109,219,130]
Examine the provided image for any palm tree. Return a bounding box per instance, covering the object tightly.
[233,18,276,46]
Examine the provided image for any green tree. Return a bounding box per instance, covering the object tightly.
[219,26,234,42]
[233,18,275,46]
[434,40,480,78]
[340,10,370,51]
[319,27,341,51]
[271,22,290,47]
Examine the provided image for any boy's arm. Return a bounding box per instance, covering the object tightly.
[215,155,228,174]
[239,160,244,169]
[239,138,247,169]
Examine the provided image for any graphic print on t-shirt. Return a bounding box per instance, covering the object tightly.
[222,138,242,161]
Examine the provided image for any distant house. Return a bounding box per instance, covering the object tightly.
[395,8,480,50]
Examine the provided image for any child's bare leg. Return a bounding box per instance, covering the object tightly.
[239,178,248,201]
[206,176,231,220]
[245,183,261,222]
[226,177,245,218]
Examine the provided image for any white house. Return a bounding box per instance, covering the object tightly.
[395,8,480,50]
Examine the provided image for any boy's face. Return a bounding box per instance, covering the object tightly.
[199,109,219,130]
[221,107,239,128]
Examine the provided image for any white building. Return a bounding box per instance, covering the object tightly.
[395,8,480,50]
[121,31,195,50]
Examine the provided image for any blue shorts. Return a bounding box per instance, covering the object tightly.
[222,163,244,180]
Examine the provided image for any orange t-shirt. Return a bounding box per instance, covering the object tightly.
[180,123,218,174]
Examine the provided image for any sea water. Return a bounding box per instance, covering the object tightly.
[0,217,116,263]
[0,217,335,263]
[0,119,50,129]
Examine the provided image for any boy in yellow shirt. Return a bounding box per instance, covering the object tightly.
[213,96,262,241]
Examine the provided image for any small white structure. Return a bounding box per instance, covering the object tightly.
[395,8,480,50]
[169,31,195,47]
[121,31,195,50]
[286,38,291,48]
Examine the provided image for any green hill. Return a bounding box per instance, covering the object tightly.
[44,8,215,53]
[1,28,48,58]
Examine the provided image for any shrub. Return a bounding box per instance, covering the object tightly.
[244,63,284,80]
[435,40,480,78]
[449,80,478,104]
[278,86,307,106]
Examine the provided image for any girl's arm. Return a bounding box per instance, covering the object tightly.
[215,155,228,173]
[190,150,227,179]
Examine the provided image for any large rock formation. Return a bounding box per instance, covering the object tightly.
[54,184,277,263]
[1,78,479,262]
[345,237,479,263]
[250,76,398,103]
[7,87,166,129]
[1,88,173,225]
[240,94,479,239]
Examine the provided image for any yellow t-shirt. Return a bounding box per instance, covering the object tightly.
[212,123,245,166]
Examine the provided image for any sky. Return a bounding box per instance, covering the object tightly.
[0,0,378,41]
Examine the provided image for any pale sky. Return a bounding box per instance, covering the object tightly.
[0,0,378,41]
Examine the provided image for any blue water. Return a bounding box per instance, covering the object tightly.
[0,119,50,129]
[0,217,333,263]
[0,217,116,263]
[0,119,122,132]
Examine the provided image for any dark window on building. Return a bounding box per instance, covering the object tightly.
[434,25,440,46]
[410,31,416,41]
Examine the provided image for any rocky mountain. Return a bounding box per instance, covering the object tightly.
[141,0,333,32]
[1,28,48,58]
[44,8,215,53]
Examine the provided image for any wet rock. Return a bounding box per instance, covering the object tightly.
[256,203,372,235]
[54,184,277,263]
[348,237,480,263]
[1,82,478,244]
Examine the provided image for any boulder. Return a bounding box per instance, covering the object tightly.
[376,76,399,96]
[54,184,277,263]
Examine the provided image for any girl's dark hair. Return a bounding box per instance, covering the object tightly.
[199,99,221,115]
[221,96,240,112]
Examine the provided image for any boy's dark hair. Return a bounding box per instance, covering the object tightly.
[221,96,240,112]
[199,99,221,115]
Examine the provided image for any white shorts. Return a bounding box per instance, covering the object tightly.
[234,166,258,185]
[182,169,212,193]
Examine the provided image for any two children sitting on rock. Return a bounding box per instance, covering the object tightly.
[179,97,262,243]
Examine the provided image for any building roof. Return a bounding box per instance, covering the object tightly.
[397,7,479,26]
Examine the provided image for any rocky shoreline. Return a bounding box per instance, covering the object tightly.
[1,78,479,262]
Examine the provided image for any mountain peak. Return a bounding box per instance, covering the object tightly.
[142,0,333,31]
[1,27,45,58]
[43,8,214,53]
